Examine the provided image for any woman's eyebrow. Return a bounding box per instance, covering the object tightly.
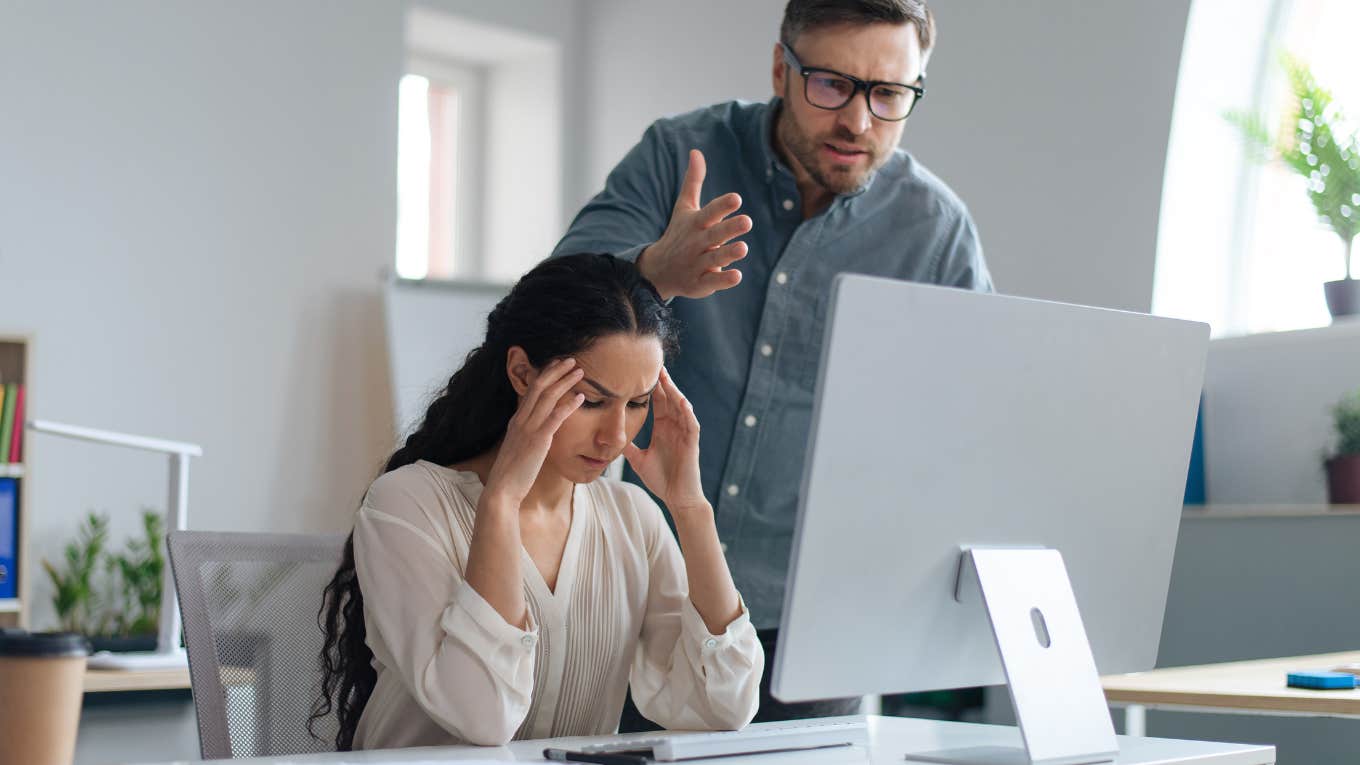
[582,377,657,399]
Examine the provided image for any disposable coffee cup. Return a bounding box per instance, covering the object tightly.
[0,629,90,765]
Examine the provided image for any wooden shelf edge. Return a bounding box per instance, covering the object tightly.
[1183,504,1360,519]
[83,667,192,693]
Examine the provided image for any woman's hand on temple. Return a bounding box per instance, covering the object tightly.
[484,357,584,508]
[624,366,709,515]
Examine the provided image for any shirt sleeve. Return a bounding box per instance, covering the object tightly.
[626,490,763,731]
[933,206,994,292]
[353,478,538,746]
[551,120,679,264]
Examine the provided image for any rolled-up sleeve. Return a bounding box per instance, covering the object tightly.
[354,492,538,746]
[551,121,678,263]
[628,502,763,731]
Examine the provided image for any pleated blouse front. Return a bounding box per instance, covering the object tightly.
[351,461,763,749]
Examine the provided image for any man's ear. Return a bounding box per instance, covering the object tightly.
[771,41,786,97]
[505,346,535,396]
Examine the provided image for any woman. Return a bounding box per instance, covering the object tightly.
[313,253,763,750]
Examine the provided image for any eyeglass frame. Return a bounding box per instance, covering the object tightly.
[779,41,926,122]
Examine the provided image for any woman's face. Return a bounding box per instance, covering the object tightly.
[518,333,664,484]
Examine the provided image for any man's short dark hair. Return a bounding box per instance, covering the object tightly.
[780,0,935,55]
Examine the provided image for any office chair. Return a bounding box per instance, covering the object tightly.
[167,530,346,758]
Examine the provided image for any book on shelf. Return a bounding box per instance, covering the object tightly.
[6,384,21,463]
[0,477,15,599]
[0,383,20,464]
[0,383,13,463]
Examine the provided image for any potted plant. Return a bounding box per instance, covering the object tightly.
[41,512,113,635]
[99,510,165,651]
[1228,54,1360,319]
[42,509,165,651]
[1328,388,1360,505]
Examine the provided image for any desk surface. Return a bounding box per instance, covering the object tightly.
[1102,650,1360,716]
[131,715,1274,765]
[84,666,192,693]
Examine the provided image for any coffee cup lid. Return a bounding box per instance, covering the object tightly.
[0,630,91,658]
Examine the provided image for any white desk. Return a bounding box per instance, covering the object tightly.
[132,715,1274,765]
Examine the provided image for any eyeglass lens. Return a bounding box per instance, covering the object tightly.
[805,72,916,120]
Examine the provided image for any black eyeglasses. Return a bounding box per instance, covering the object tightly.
[780,42,925,122]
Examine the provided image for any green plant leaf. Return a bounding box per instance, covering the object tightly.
[1334,388,1360,456]
[1226,52,1360,263]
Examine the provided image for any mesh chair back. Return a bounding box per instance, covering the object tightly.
[168,530,347,759]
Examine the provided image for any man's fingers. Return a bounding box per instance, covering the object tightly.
[676,149,707,212]
[696,192,743,228]
[694,268,743,296]
[706,240,748,270]
[705,214,753,249]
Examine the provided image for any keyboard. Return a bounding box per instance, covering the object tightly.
[579,719,869,761]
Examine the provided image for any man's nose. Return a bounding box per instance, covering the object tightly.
[837,93,872,135]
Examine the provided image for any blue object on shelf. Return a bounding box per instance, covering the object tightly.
[0,477,16,599]
[1183,397,1206,505]
[1286,671,1356,690]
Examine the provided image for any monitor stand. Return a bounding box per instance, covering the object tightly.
[904,547,1118,765]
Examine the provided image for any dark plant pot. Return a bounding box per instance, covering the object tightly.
[87,634,157,653]
[1323,278,1360,319]
[1326,453,1360,505]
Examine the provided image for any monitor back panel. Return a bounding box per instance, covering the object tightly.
[773,275,1208,702]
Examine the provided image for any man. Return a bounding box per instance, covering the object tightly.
[552,0,992,723]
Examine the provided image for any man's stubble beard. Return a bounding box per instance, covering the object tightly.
[776,89,883,196]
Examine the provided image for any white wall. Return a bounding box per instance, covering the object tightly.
[0,0,581,633]
[0,0,398,630]
[579,0,1192,312]
[0,0,1201,760]
[0,4,580,760]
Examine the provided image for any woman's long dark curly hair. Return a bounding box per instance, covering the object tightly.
[310,253,679,750]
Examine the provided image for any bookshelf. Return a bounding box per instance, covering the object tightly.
[0,336,29,629]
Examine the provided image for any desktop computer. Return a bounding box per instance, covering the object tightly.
[771,275,1208,765]
[581,276,1207,764]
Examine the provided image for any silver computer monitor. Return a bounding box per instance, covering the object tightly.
[770,275,1207,762]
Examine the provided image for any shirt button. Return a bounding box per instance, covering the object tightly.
[760,343,773,357]
[704,638,719,649]
[744,414,757,427]
[521,635,534,648]
[782,198,795,211]
[726,484,740,497]
[775,272,789,285]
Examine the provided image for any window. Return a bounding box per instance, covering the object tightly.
[396,60,484,280]
[1153,0,1359,336]
[396,8,562,284]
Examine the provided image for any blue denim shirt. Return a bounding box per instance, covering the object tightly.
[552,98,993,628]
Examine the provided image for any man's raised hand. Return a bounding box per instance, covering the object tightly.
[638,149,752,300]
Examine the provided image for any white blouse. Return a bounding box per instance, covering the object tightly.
[351,461,763,749]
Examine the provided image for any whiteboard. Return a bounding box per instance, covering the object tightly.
[383,278,509,438]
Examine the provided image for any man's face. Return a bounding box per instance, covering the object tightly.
[772,22,924,196]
